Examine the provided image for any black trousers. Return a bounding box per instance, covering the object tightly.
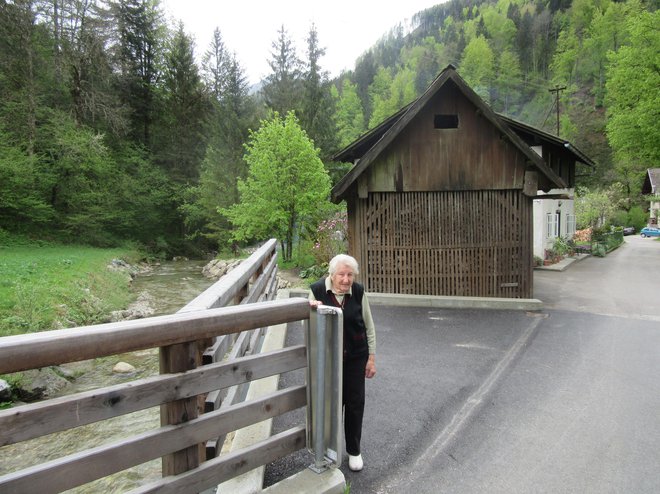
[343,354,368,456]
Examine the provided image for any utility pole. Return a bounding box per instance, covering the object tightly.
[548,85,567,136]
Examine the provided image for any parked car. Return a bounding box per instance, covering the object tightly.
[623,226,635,236]
[640,227,660,238]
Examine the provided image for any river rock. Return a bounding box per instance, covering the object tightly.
[277,276,291,289]
[0,379,11,402]
[202,259,242,280]
[109,291,155,322]
[107,259,153,280]
[113,362,136,374]
[16,368,70,401]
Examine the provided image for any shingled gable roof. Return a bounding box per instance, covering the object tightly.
[331,65,567,203]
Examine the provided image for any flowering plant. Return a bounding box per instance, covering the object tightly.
[311,211,347,265]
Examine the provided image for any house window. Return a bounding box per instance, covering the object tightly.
[546,212,559,239]
[434,114,459,129]
[566,214,576,236]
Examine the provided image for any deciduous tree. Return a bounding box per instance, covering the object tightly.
[222,112,331,261]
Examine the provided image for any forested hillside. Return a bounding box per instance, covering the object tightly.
[1,0,657,256]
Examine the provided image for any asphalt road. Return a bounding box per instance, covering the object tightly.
[265,235,660,493]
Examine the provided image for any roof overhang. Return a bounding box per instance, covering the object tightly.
[331,66,568,203]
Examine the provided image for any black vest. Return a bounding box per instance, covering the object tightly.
[310,279,369,358]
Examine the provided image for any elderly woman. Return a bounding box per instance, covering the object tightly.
[309,254,376,472]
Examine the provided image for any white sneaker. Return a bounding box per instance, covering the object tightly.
[348,454,363,471]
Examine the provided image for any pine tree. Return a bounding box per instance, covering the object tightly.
[154,23,209,183]
[262,25,301,116]
[111,0,164,146]
[300,24,338,158]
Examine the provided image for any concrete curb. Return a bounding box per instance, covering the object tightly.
[534,253,590,272]
[368,292,543,311]
[262,467,345,494]
[290,287,543,311]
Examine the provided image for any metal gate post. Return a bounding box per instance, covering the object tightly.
[306,305,343,472]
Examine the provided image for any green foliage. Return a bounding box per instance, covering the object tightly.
[262,26,302,117]
[221,112,332,261]
[334,79,365,148]
[0,240,139,336]
[611,205,647,231]
[605,8,660,168]
[460,35,495,101]
[153,24,209,183]
[0,133,54,229]
[552,236,573,257]
[575,185,622,229]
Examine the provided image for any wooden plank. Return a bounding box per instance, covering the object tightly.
[362,190,533,298]
[0,386,307,494]
[0,345,306,446]
[178,239,277,312]
[0,298,310,374]
[130,426,307,494]
[202,334,231,365]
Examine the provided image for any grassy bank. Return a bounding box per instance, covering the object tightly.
[0,236,142,337]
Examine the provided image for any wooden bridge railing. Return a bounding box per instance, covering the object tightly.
[0,239,312,493]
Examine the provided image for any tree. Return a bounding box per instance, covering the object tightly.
[459,35,494,101]
[334,78,365,148]
[262,25,301,116]
[222,112,332,261]
[111,0,164,146]
[494,49,522,114]
[0,0,42,155]
[185,37,255,249]
[201,27,228,100]
[0,131,53,230]
[605,9,659,169]
[153,23,209,183]
[300,24,337,157]
[368,66,395,128]
[575,186,616,229]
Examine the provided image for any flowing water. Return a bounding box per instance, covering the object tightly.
[0,260,215,492]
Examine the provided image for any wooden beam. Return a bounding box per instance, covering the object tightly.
[130,426,307,494]
[0,345,306,446]
[0,387,306,493]
[0,298,310,374]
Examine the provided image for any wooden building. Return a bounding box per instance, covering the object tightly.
[331,65,572,299]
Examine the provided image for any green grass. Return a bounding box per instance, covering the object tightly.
[0,238,142,337]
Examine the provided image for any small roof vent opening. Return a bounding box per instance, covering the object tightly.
[434,114,459,129]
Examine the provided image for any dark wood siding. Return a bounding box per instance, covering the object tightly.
[362,83,529,193]
[354,190,533,298]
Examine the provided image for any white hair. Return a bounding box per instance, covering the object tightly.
[328,254,359,275]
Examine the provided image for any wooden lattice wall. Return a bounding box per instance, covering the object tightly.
[353,190,533,298]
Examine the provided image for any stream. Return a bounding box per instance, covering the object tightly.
[0,260,215,493]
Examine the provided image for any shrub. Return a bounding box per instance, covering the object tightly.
[311,211,347,265]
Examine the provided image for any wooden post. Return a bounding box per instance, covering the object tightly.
[160,342,204,475]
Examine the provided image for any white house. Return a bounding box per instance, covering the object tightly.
[642,168,660,226]
[499,117,593,260]
[533,189,576,259]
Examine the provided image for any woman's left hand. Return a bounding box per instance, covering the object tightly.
[365,354,376,378]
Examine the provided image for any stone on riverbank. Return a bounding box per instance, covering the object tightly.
[0,379,11,402]
[202,259,243,279]
[202,258,293,290]
[109,291,155,322]
[113,362,136,374]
